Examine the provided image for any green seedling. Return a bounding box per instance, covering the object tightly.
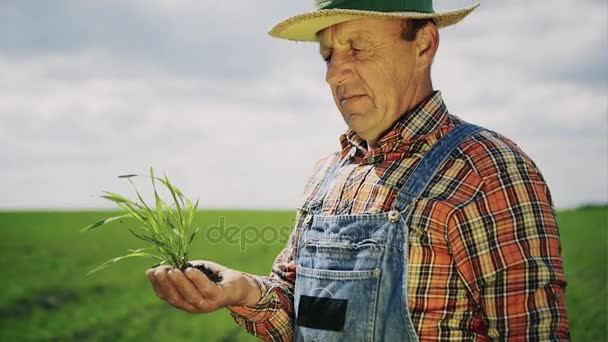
[82,167,221,282]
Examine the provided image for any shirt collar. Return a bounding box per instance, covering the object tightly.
[339,90,449,160]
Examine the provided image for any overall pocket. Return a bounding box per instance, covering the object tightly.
[294,264,381,342]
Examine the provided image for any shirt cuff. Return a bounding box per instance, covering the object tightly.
[227,273,277,323]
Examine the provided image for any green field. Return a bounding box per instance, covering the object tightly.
[0,207,606,341]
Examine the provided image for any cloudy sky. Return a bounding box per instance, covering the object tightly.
[1,0,606,210]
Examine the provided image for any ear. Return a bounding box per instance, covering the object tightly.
[415,22,439,70]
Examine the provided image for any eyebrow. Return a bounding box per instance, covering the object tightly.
[318,30,373,49]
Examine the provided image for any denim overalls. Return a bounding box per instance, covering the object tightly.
[294,123,482,341]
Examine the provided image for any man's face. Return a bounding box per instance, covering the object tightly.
[318,18,420,143]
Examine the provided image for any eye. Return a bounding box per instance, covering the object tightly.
[351,47,364,56]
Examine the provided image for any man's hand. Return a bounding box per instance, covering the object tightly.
[146,260,262,314]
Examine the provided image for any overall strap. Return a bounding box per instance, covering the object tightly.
[393,123,483,212]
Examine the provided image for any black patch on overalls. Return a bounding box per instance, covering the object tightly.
[296,295,347,331]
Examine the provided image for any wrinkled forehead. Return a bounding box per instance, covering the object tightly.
[316,17,403,46]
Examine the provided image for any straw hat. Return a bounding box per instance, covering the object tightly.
[269,0,480,42]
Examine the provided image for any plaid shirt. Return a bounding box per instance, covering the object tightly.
[229,91,569,341]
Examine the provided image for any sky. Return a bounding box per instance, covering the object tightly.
[1,0,606,210]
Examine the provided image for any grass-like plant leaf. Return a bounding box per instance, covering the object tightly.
[83,167,202,275]
[81,214,131,232]
[86,249,162,276]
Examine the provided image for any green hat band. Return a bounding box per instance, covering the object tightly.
[317,0,435,13]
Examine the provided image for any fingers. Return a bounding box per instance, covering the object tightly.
[185,267,215,297]
[145,262,232,313]
[146,265,223,313]
[154,267,181,303]
[146,266,172,300]
[146,266,197,312]
[168,268,207,310]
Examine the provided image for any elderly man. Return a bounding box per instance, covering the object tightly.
[146,1,570,340]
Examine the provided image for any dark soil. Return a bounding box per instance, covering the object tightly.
[184,262,223,283]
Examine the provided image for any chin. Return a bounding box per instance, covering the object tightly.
[345,113,366,126]
[345,114,369,133]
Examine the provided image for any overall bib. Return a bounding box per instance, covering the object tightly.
[294,123,482,342]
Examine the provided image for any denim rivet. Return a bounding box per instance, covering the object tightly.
[388,210,400,223]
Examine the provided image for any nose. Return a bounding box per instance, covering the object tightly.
[325,51,351,86]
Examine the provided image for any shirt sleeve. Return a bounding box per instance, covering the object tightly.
[225,153,345,341]
[227,221,300,342]
[226,248,296,342]
[446,144,570,340]
[226,205,307,341]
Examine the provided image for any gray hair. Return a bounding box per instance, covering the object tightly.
[401,19,435,41]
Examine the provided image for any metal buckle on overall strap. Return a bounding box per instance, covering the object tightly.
[388,209,401,223]
[388,197,420,223]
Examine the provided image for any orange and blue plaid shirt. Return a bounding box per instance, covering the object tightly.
[229,91,569,341]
